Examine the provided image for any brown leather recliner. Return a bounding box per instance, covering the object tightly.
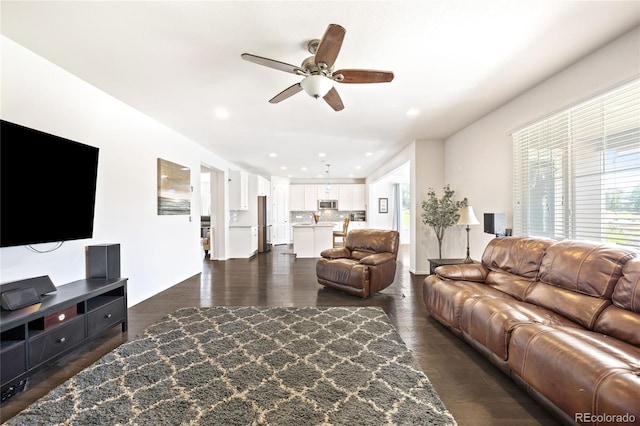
[316,229,399,297]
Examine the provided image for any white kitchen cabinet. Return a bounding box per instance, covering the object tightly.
[289,185,305,210]
[304,186,319,210]
[228,226,258,258]
[289,185,321,211]
[257,176,271,196]
[293,226,315,258]
[313,226,333,255]
[251,226,259,254]
[229,170,249,210]
[317,184,339,200]
[338,184,366,211]
[292,224,334,258]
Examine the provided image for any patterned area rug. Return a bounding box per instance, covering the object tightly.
[5,306,456,425]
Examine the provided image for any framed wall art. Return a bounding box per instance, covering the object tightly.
[379,198,388,214]
[157,158,191,215]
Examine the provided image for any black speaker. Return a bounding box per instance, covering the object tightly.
[484,213,506,236]
[1,287,41,311]
[0,275,56,296]
[88,243,121,279]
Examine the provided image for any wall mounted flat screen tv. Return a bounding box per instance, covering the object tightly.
[0,120,99,248]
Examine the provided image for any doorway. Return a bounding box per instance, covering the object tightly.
[200,165,224,260]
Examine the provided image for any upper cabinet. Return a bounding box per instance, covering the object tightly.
[289,184,366,211]
[304,186,319,210]
[339,184,366,211]
[229,170,249,210]
[289,185,321,211]
[257,176,271,197]
[289,185,305,210]
[317,184,339,200]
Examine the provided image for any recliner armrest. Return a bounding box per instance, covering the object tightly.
[321,247,351,259]
[435,264,488,282]
[359,252,395,266]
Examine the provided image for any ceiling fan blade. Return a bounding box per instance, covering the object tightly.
[241,53,305,75]
[333,69,394,84]
[314,24,346,69]
[323,87,344,112]
[269,83,303,104]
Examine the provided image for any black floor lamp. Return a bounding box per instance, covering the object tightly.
[458,206,479,263]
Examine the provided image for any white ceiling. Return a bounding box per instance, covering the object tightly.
[2,1,639,181]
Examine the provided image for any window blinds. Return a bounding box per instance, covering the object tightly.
[513,79,640,249]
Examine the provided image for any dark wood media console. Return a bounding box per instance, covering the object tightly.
[0,278,128,401]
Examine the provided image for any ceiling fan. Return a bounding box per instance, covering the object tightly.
[241,24,394,112]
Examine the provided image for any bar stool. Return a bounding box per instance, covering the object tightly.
[333,218,350,247]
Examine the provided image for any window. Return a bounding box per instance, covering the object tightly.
[513,79,640,249]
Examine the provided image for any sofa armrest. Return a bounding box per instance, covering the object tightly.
[435,264,488,282]
[359,252,395,266]
[321,247,351,259]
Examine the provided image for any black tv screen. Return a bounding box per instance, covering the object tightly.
[1,120,99,248]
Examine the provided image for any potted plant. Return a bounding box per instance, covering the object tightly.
[421,185,468,258]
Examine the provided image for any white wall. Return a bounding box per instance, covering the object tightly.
[412,140,446,273]
[0,36,236,306]
[444,27,640,261]
[368,140,446,274]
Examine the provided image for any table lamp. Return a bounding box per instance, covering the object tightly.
[458,206,479,263]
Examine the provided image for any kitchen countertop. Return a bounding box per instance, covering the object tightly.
[292,222,335,227]
[229,224,258,228]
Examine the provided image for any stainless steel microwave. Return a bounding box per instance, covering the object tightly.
[318,200,338,210]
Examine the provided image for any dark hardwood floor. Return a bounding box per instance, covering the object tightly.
[1,244,560,425]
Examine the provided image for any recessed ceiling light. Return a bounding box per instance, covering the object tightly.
[287,174,293,178]
[280,166,287,170]
[348,174,354,178]
[355,165,362,170]
[214,108,230,120]
[318,152,326,157]
[269,153,277,157]
[406,108,420,117]
[301,167,307,171]
[365,152,373,156]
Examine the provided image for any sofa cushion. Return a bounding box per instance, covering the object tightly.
[346,229,399,256]
[422,276,513,329]
[316,258,368,289]
[485,270,537,301]
[460,297,581,360]
[481,237,555,278]
[435,263,488,282]
[350,249,377,261]
[508,324,640,421]
[538,240,636,298]
[594,258,640,346]
[525,282,611,329]
[611,257,640,313]
[593,305,640,347]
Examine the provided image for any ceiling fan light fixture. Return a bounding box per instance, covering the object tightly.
[300,75,333,99]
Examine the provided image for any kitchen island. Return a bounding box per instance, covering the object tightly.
[292,223,334,258]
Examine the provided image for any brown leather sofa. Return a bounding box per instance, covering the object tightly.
[316,229,399,297]
[423,237,639,425]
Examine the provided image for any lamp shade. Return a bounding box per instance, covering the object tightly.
[300,75,333,99]
[458,206,480,226]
